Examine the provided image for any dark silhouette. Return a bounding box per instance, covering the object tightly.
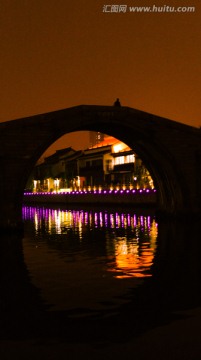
[0,105,200,231]
[114,98,121,107]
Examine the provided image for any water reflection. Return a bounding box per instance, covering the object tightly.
[22,205,158,310]
[2,212,201,340]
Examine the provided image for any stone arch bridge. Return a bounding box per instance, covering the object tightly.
[0,105,200,230]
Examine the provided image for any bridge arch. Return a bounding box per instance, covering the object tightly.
[0,105,200,229]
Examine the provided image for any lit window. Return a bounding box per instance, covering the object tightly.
[114,156,124,165]
[125,154,134,163]
[114,154,135,165]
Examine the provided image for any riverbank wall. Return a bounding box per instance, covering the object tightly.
[23,189,157,206]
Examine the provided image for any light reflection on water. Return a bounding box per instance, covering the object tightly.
[22,205,158,311]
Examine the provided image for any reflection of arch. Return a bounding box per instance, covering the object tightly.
[0,105,200,229]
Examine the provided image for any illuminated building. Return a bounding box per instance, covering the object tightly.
[78,136,153,189]
[31,147,82,192]
[30,137,154,192]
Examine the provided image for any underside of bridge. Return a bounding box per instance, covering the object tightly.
[0,105,200,230]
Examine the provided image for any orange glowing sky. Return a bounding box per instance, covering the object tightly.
[0,0,201,151]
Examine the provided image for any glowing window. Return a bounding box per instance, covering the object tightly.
[125,154,135,163]
[114,154,134,165]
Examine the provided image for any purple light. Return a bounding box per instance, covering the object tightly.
[24,187,157,199]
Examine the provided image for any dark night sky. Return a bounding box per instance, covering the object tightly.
[0,0,201,153]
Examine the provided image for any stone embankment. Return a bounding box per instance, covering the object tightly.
[23,188,157,206]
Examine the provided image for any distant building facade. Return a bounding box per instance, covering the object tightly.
[30,147,82,192]
[89,131,105,147]
[28,137,154,192]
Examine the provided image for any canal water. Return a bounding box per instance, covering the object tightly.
[22,205,158,315]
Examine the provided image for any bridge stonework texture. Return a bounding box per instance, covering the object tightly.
[0,105,200,229]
